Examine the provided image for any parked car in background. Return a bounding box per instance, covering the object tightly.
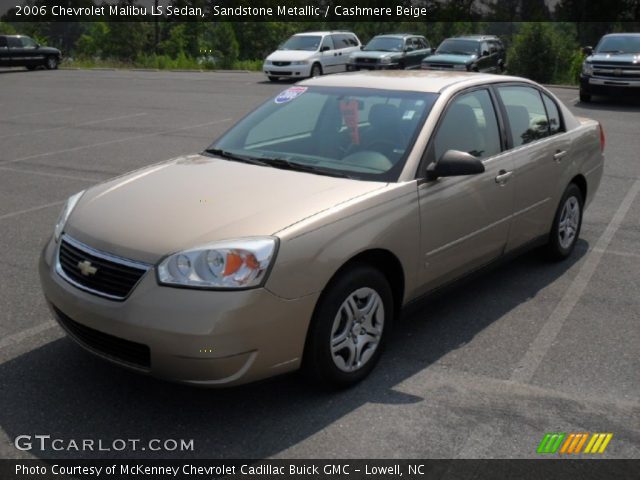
[421,35,505,73]
[347,34,433,71]
[40,71,604,388]
[579,33,640,102]
[0,35,61,70]
[263,31,361,81]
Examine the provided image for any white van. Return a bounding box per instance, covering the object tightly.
[263,31,361,81]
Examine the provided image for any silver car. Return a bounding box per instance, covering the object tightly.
[39,71,604,388]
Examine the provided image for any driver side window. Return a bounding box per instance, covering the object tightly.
[321,36,334,51]
[433,89,501,161]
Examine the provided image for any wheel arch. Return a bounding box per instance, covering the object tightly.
[570,174,587,202]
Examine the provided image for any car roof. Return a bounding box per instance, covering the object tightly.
[294,31,354,36]
[374,34,423,39]
[602,33,640,37]
[300,70,529,94]
[447,35,500,41]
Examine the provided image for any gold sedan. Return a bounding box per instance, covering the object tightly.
[39,71,604,388]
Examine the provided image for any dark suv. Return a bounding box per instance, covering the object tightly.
[421,35,505,73]
[348,34,433,71]
[0,35,61,70]
[580,33,640,102]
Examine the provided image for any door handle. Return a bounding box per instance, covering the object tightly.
[553,150,567,162]
[495,170,513,185]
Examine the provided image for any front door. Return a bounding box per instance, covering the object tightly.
[417,88,515,293]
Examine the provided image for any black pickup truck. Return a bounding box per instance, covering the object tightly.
[580,33,640,102]
[0,35,62,70]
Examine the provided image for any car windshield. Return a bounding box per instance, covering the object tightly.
[436,39,479,55]
[596,36,640,54]
[208,86,438,182]
[363,37,404,52]
[279,35,322,51]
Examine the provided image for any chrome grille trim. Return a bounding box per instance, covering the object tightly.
[55,234,151,301]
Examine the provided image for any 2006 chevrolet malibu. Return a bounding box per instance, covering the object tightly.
[39,71,604,388]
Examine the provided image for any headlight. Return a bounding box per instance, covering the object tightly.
[380,57,391,64]
[54,191,84,242]
[157,237,278,289]
[264,60,272,65]
[291,60,308,65]
[454,64,468,71]
[582,62,593,76]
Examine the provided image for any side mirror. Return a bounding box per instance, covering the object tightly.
[360,45,364,50]
[320,46,330,52]
[426,150,485,180]
[482,50,490,57]
[405,46,415,52]
[582,46,593,55]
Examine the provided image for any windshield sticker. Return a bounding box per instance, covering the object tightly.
[340,100,360,145]
[274,86,308,104]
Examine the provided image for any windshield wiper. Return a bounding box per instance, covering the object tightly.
[204,148,269,166]
[260,157,353,179]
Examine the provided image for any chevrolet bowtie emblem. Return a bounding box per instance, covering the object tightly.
[77,260,98,276]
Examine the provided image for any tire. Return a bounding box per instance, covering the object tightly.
[579,90,591,103]
[303,264,393,389]
[45,56,58,70]
[267,76,279,82]
[310,63,322,78]
[26,65,37,71]
[546,183,584,260]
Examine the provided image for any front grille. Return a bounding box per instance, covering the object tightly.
[53,305,151,369]
[593,63,640,80]
[272,61,290,67]
[423,63,455,69]
[57,235,149,301]
[355,58,378,64]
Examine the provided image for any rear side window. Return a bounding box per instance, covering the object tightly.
[542,94,563,135]
[497,86,550,147]
[434,89,501,160]
[7,37,21,48]
[0,37,7,48]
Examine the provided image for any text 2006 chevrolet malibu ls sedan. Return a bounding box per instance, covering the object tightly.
[40,71,604,388]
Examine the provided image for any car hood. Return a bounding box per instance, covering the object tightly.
[588,53,640,64]
[65,154,385,264]
[266,50,316,62]
[423,54,474,65]
[353,51,398,59]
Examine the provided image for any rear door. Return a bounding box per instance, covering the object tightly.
[0,36,9,67]
[6,36,22,66]
[331,34,358,71]
[494,84,570,250]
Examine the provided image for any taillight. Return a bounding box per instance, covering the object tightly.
[599,122,605,153]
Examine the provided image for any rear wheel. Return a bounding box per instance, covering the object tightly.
[546,183,584,260]
[310,63,322,78]
[303,264,393,388]
[45,56,58,70]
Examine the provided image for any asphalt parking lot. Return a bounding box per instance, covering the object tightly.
[0,69,638,460]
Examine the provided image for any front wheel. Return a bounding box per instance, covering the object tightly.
[579,90,591,103]
[546,183,584,260]
[310,63,322,78]
[45,56,58,70]
[303,264,393,388]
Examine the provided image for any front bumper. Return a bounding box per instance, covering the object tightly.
[39,237,319,387]
[580,74,640,95]
[347,63,396,71]
[263,63,312,78]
